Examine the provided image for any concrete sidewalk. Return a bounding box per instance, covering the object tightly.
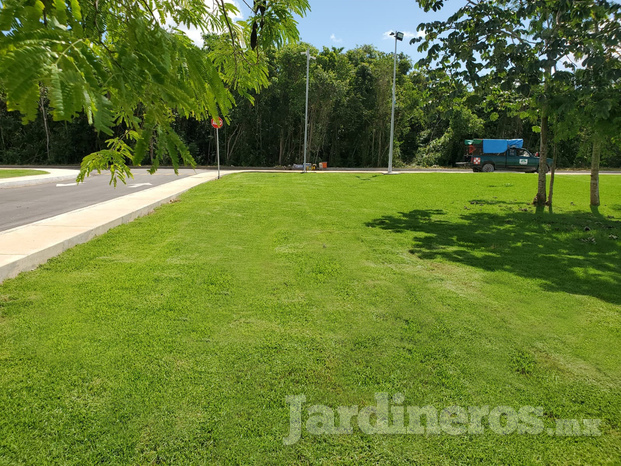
[0,168,80,188]
[0,170,237,284]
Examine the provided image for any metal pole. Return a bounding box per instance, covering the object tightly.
[388,35,398,174]
[303,48,310,173]
[216,127,220,179]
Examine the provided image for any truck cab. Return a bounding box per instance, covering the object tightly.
[460,139,553,173]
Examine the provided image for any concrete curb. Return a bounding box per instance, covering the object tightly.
[0,169,80,188]
[0,170,237,284]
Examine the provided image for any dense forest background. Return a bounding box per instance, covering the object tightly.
[1,42,619,169]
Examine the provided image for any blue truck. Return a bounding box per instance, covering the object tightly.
[459,139,553,173]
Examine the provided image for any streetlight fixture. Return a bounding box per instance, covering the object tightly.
[388,31,404,174]
[301,48,315,173]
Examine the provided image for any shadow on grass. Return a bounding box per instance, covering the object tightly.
[366,207,621,304]
[468,199,526,206]
[355,174,382,181]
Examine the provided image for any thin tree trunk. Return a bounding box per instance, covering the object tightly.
[278,128,284,165]
[308,120,314,165]
[299,123,304,162]
[376,130,383,167]
[227,127,242,165]
[371,129,375,166]
[0,118,6,153]
[547,142,558,207]
[286,130,293,165]
[319,129,328,164]
[39,92,51,162]
[590,136,601,207]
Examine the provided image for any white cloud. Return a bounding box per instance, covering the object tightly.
[382,30,426,41]
[173,24,208,47]
[330,33,343,44]
[164,0,244,48]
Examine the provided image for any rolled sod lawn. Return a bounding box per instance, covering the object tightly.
[0,173,620,464]
[0,169,48,179]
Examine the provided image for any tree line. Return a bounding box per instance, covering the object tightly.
[2,39,619,172]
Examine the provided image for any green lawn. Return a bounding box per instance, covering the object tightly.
[0,173,620,464]
[0,169,48,179]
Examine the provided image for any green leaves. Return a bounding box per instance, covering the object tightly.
[91,93,114,136]
[0,44,44,122]
[412,0,621,140]
[77,140,135,187]
[0,0,309,184]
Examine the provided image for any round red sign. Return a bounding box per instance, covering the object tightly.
[211,117,223,129]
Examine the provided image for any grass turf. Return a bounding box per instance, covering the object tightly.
[0,173,620,464]
[0,169,48,179]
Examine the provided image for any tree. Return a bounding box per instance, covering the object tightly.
[269,43,311,165]
[409,69,484,167]
[568,1,621,206]
[412,0,620,206]
[0,0,309,184]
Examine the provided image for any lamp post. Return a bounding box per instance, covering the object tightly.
[388,31,404,174]
[301,48,315,173]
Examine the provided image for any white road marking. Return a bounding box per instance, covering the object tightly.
[56,183,80,187]
[128,183,153,188]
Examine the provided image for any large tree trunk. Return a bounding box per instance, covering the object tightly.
[590,136,601,207]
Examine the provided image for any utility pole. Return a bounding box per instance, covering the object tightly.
[388,31,404,174]
[301,48,315,173]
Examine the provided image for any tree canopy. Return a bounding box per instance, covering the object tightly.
[2,41,621,173]
[0,0,309,184]
[412,0,621,205]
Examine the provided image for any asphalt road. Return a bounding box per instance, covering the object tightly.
[0,169,204,232]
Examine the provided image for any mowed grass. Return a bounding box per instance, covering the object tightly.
[1,173,620,464]
[0,169,48,178]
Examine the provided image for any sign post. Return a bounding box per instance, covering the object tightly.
[211,117,224,179]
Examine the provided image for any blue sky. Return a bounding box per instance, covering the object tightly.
[295,0,465,61]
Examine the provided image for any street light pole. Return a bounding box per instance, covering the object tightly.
[388,31,403,174]
[302,48,315,173]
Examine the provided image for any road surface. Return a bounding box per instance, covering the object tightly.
[0,169,203,232]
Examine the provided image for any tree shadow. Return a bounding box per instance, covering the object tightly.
[366,206,621,304]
